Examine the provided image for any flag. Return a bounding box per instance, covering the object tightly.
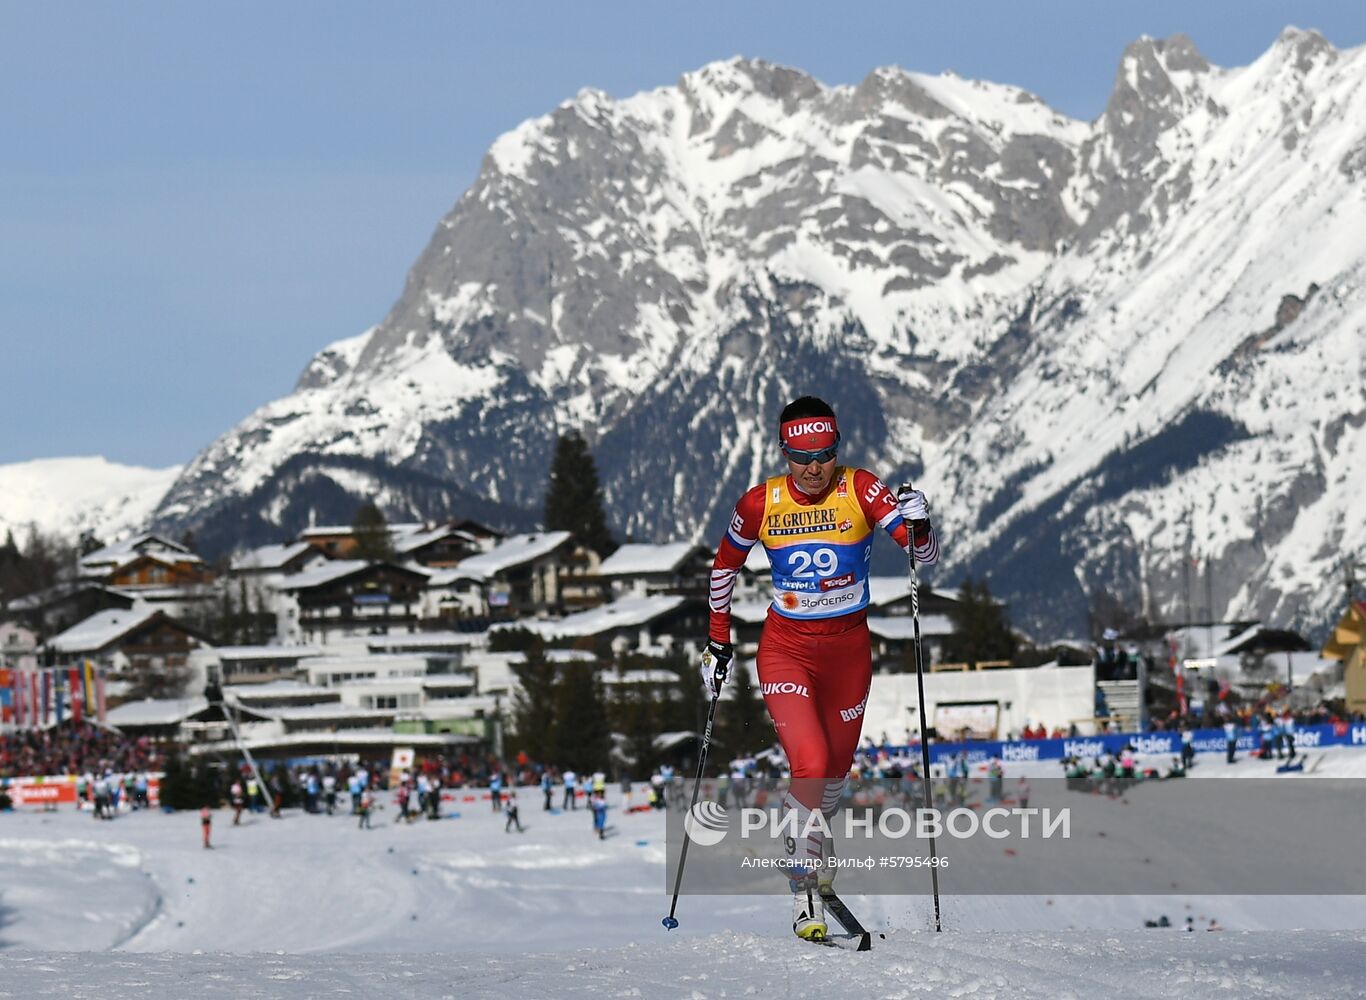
[69,667,83,725]
[83,660,95,713]
[54,668,65,725]
[0,669,13,725]
[96,668,107,725]
[13,671,24,727]
[41,670,51,727]
[30,671,40,728]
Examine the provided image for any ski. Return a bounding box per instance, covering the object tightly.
[808,930,870,951]
[818,890,873,951]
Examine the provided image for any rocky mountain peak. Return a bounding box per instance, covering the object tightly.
[1272,26,1337,73]
[1103,33,1211,134]
[153,33,1366,641]
[847,66,952,120]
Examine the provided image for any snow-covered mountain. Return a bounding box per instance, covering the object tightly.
[0,457,180,546]
[153,29,1366,638]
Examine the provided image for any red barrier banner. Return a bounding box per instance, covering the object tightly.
[3,775,163,808]
[6,777,78,806]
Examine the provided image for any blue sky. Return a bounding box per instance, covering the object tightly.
[3,2,1363,468]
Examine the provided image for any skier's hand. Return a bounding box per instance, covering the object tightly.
[897,487,931,524]
[699,640,734,698]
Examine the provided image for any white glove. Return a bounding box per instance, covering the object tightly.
[700,640,734,698]
[897,487,931,523]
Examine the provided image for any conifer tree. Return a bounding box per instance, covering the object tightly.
[551,662,611,773]
[941,576,1018,667]
[659,650,709,766]
[352,500,393,561]
[608,667,659,777]
[510,644,558,764]
[159,751,196,810]
[544,431,617,557]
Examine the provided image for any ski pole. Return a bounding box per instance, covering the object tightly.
[662,690,721,930]
[899,482,943,933]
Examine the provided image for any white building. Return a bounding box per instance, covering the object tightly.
[191,644,326,686]
[594,543,710,598]
[450,531,576,617]
[861,664,1097,744]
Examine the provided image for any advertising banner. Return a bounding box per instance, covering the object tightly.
[916,723,1366,765]
[1,775,162,808]
[5,777,78,806]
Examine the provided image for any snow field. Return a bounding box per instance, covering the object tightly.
[0,746,1362,997]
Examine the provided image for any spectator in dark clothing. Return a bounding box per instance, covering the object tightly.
[504,792,524,833]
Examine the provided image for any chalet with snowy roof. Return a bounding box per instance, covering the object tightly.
[229,542,321,578]
[295,519,496,561]
[297,524,368,559]
[106,550,212,590]
[393,524,482,568]
[448,531,597,619]
[44,608,212,694]
[1158,620,1333,708]
[276,560,430,645]
[865,578,964,619]
[594,543,711,599]
[448,518,503,547]
[3,581,135,638]
[296,521,430,559]
[78,533,194,579]
[489,594,705,653]
[71,535,217,623]
[1213,623,1312,660]
[866,614,956,671]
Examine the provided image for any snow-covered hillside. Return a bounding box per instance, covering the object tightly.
[2,748,1365,997]
[151,29,1366,638]
[0,457,179,546]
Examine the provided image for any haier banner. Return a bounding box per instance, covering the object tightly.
[915,723,1366,765]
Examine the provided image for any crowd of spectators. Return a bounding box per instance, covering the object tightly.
[0,722,164,780]
[1150,702,1362,732]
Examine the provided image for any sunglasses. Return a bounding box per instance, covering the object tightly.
[781,435,840,465]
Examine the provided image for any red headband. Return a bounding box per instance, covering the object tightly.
[780,416,838,451]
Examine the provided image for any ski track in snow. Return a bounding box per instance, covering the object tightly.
[0,747,1364,997]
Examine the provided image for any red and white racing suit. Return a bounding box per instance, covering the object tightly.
[708,467,939,879]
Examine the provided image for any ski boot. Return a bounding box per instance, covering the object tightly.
[818,837,837,893]
[791,875,828,942]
